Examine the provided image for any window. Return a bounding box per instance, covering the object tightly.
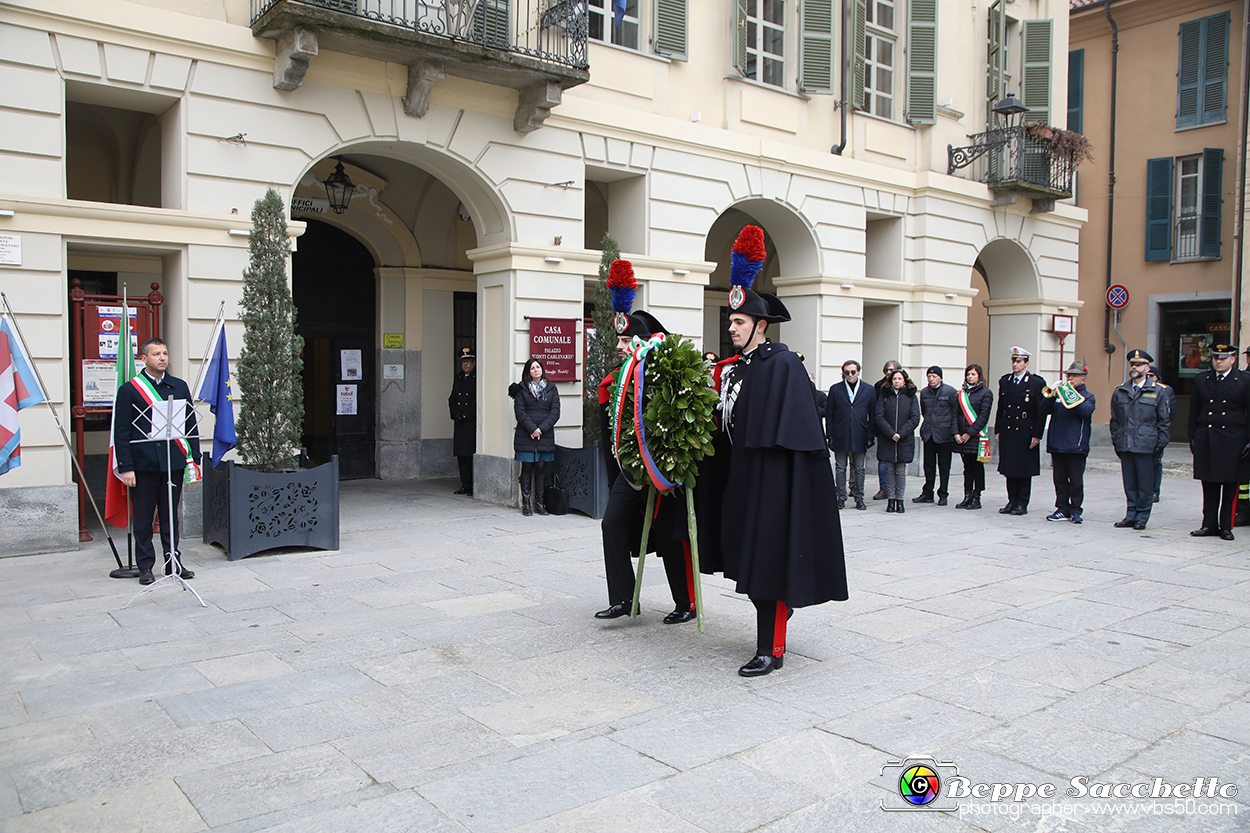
[589,0,639,50]
[864,0,896,118]
[1177,12,1229,128]
[986,2,1011,128]
[745,0,786,87]
[1145,149,1223,262]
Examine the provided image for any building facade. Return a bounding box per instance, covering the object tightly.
[1069,0,1245,437]
[0,0,1083,552]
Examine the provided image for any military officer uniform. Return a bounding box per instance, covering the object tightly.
[448,347,476,495]
[995,346,1047,514]
[1109,350,1170,531]
[1188,343,1250,540]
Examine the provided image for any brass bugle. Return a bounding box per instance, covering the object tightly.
[1041,385,1058,398]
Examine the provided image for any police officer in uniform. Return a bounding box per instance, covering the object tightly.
[448,347,476,495]
[1188,343,1250,540]
[1110,350,1170,530]
[995,346,1047,515]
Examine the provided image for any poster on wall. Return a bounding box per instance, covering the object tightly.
[1178,334,1213,376]
[96,305,139,360]
[340,349,362,380]
[81,359,143,406]
[528,317,577,381]
[336,384,358,415]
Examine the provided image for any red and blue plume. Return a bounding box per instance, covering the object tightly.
[730,225,766,290]
[607,260,637,314]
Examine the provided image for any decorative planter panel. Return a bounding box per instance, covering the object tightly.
[203,454,340,560]
[552,443,608,519]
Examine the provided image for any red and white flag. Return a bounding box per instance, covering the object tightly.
[104,316,137,528]
[0,315,47,476]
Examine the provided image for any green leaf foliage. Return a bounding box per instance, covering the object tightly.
[611,334,717,489]
[236,189,304,473]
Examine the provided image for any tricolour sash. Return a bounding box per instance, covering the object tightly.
[129,374,201,483]
[958,388,993,463]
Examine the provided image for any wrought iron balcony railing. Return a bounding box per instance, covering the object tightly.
[948,125,1077,208]
[251,0,590,130]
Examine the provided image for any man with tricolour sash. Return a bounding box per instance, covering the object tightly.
[113,337,201,585]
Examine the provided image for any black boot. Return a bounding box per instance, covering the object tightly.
[885,498,897,513]
[955,492,971,509]
[968,491,982,510]
[520,470,533,516]
[896,499,905,514]
[533,468,549,515]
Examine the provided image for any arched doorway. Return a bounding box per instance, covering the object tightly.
[292,220,378,479]
[972,238,1045,385]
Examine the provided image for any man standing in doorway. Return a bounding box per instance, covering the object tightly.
[825,360,876,510]
[914,366,958,506]
[995,347,1047,515]
[1110,350,1170,531]
[1189,344,1250,540]
[449,347,476,496]
[872,360,902,500]
[113,337,201,585]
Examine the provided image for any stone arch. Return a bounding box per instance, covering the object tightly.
[973,237,1046,384]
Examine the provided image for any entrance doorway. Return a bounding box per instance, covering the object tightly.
[292,220,377,480]
[1157,300,1231,441]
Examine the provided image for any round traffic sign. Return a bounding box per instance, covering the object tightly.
[1106,284,1129,309]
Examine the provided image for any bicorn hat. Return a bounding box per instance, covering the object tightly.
[727,226,790,324]
[607,260,667,338]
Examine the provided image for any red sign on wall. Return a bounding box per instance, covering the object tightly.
[529,318,577,381]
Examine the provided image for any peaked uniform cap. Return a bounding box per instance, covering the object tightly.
[1127,348,1154,363]
[1209,343,1237,359]
[459,347,476,361]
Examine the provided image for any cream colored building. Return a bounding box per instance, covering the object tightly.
[0,0,1083,552]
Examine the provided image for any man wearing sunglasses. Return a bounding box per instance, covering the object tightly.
[825,360,876,510]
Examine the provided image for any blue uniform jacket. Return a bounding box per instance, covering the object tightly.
[1040,384,1096,454]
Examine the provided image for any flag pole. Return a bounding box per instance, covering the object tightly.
[120,287,136,578]
[0,293,124,570]
[188,302,226,405]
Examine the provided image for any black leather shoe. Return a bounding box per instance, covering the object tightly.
[896,501,905,514]
[885,500,897,513]
[1152,493,1160,503]
[855,499,867,510]
[1191,527,1219,537]
[453,486,469,495]
[836,499,845,510]
[937,495,948,506]
[138,569,155,585]
[738,654,784,677]
[663,609,696,624]
[1113,518,1136,528]
[1220,530,1236,541]
[999,504,1013,514]
[912,493,934,504]
[594,602,631,619]
[1009,505,1027,516]
[175,567,195,580]
[1133,520,1148,531]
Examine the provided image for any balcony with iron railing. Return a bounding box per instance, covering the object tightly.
[250,0,589,131]
[947,124,1080,213]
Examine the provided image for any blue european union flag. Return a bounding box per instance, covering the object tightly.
[195,323,236,466]
[614,0,626,29]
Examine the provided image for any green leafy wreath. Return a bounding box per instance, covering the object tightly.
[612,334,718,490]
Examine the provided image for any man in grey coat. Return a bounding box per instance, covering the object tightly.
[914,366,958,505]
[1109,349,1171,531]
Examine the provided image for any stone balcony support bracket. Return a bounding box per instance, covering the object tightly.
[515,81,562,133]
[273,27,318,91]
[404,60,446,117]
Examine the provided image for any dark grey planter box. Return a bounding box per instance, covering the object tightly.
[552,443,609,519]
[202,453,340,560]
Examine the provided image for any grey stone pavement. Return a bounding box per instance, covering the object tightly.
[1,447,1248,832]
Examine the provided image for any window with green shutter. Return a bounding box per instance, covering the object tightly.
[1021,20,1052,125]
[799,0,835,93]
[1177,12,1230,128]
[655,0,688,60]
[851,0,867,109]
[734,0,749,76]
[1145,157,1174,262]
[1067,49,1083,134]
[906,0,937,123]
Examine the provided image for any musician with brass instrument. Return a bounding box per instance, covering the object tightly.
[1040,360,1097,523]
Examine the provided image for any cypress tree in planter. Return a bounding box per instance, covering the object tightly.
[203,188,340,559]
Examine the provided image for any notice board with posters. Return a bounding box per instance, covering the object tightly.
[72,291,160,412]
[528,318,577,381]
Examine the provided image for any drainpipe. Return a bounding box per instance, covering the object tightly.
[1103,0,1119,356]
[1232,0,1250,347]
[832,0,849,154]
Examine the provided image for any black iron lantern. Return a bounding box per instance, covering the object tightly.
[323,158,354,214]
[992,93,1028,128]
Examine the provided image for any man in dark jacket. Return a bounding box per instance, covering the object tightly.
[995,346,1047,515]
[1041,360,1096,523]
[1146,366,1175,504]
[1110,350,1171,531]
[113,338,201,585]
[825,360,876,510]
[1188,343,1250,540]
[448,347,476,495]
[915,366,958,505]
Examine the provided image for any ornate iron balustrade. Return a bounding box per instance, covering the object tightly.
[948,125,1076,202]
[251,0,589,70]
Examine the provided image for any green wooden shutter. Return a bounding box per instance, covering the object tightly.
[1201,12,1229,124]
[473,0,510,49]
[1200,147,1223,257]
[906,0,937,123]
[655,0,688,61]
[986,1,1005,128]
[1067,49,1083,133]
[1021,20,1052,124]
[1177,19,1201,127]
[851,0,867,109]
[799,0,835,93]
[734,0,748,76]
[1145,157,1174,262]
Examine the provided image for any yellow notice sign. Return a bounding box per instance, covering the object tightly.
[383,333,404,349]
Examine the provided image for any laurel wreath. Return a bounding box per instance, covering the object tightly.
[612,334,718,490]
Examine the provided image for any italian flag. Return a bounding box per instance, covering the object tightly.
[103,326,135,529]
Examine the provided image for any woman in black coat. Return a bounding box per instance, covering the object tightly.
[952,363,994,510]
[508,358,561,516]
[875,369,920,513]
